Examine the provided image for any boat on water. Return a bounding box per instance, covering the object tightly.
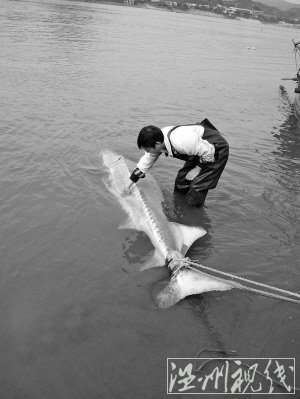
[292,38,300,118]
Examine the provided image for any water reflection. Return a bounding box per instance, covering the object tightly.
[189,296,227,352]
[40,2,96,44]
[260,90,300,248]
[276,86,300,165]
[272,87,300,192]
[122,231,155,265]
[40,1,96,24]
[273,117,300,168]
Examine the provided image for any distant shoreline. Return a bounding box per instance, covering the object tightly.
[72,0,300,28]
[74,0,227,17]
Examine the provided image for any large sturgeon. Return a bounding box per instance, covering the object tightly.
[102,150,239,308]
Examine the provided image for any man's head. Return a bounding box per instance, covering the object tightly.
[137,126,165,154]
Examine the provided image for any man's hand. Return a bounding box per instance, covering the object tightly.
[121,181,134,197]
[186,166,201,181]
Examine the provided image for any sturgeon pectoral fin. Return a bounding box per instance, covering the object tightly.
[141,250,166,271]
[118,217,138,230]
[169,222,206,255]
[154,268,239,309]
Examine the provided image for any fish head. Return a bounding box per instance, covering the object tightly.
[101,150,131,198]
[101,150,124,168]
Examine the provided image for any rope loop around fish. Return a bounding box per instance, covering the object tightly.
[172,258,300,305]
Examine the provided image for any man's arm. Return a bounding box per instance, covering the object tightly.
[196,141,215,163]
[136,151,161,173]
[123,152,161,196]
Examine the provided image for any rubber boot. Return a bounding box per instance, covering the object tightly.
[186,189,208,207]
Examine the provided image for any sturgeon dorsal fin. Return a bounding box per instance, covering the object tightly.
[169,222,206,255]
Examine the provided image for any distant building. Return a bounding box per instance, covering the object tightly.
[228,6,261,16]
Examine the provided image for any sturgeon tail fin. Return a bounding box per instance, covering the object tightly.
[169,222,206,255]
[154,268,241,308]
[154,276,185,309]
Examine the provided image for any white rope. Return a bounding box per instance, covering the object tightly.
[175,258,300,304]
[236,284,300,305]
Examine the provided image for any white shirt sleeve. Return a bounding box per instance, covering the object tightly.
[171,125,215,163]
[136,151,161,173]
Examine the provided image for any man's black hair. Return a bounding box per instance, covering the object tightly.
[137,126,164,149]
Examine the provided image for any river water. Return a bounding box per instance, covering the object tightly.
[1,0,300,397]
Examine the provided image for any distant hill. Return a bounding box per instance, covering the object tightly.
[254,0,300,10]
[222,0,300,19]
